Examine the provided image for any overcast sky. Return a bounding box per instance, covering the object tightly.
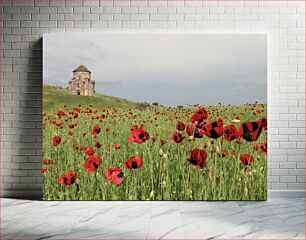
[43,34,267,107]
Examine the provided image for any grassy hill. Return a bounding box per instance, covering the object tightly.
[43,84,140,113]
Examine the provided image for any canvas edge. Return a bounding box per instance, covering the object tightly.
[1,190,304,200]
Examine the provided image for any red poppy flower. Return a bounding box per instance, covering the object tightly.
[42,124,46,129]
[189,107,208,128]
[176,121,186,131]
[239,121,262,142]
[94,142,101,148]
[254,142,267,154]
[260,142,267,154]
[68,123,77,129]
[187,148,207,169]
[123,156,143,169]
[83,155,101,171]
[235,139,243,144]
[114,143,121,149]
[57,111,66,118]
[171,131,186,143]
[203,119,223,139]
[128,124,149,144]
[106,127,110,131]
[85,147,95,156]
[42,159,51,165]
[105,166,124,184]
[68,131,73,136]
[186,124,204,138]
[55,121,63,128]
[58,170,77,185]
[160,139,167,145]
[80,146,87,151]
[42,167,47,173]
[258,117,267,130]
[186,124,195,136]
[194,127,205,138]
[221,149,227,157]
[240,154,254,166]
[91,124,101,137]
[223,124,239,142]
[52,135,61,146]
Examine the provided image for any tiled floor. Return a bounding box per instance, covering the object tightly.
[1,198,305,239]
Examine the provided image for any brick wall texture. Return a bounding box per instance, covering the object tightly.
[0,0,305,197]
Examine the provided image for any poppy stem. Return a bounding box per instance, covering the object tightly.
[94,172,99,199]
[75,182,79,200]
[145,142,154,200]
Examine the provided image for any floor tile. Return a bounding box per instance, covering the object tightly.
[1,198,304,240]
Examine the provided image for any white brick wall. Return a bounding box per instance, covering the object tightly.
[0,0,305,197]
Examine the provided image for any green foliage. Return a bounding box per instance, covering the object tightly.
[138,102,151,109]
[43,97,267,200]
[43,84,140,113]
[152,102,159,106]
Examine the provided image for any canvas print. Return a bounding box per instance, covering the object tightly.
[43,34,267,200]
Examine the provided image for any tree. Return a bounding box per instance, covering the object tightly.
[138,102,150,109]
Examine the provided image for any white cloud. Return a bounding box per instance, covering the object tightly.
[43,34,267,106]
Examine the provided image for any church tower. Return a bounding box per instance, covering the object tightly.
[68,64,95,96]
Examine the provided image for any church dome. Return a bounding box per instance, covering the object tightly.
[73,64,91,73]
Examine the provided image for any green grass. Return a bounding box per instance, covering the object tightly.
[43,84,140,113]
[42,96,267,201]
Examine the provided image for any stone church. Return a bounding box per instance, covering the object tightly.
[68,64,95,96]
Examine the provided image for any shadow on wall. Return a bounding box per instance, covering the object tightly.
[25,38,43,200]
[3,38,43,200]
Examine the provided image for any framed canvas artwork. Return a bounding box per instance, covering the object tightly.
[43,34,267,200]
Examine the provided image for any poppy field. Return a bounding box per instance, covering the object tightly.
[43,100,267,201]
